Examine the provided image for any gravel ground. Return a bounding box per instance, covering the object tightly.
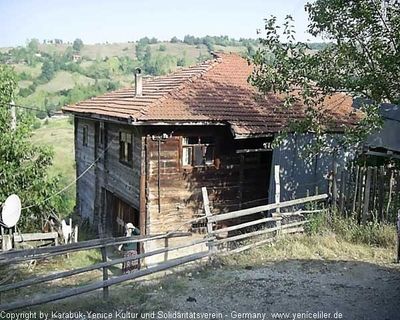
[145,259,400,320]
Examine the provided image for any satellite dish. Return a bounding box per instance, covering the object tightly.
[1,194,21,228]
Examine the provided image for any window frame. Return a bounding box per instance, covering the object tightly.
[96,122,106,149]
[181,135,215,168]
[119,131,133,166]
[82,125,88,147]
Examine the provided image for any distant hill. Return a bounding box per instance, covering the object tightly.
[0,36,328,116]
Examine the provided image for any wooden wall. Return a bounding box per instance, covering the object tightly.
[143,126,272,234]
[74,119,272,236]
[75,118,142,235]
[75,118,96,225]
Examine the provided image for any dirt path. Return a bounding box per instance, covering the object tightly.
[146,259,400,320]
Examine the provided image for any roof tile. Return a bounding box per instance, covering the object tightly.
[62,52,357,136]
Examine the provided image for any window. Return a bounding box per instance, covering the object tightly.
[96,122,105,148]
[182,136,215,167]
[119,131,133,164]
[82,125,88,147]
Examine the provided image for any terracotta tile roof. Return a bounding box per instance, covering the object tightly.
[62,53,358,137]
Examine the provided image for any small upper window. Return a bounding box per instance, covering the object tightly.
[97,122,105,148]
[182,136,215,167]
[82,125,88,147]
[120,131,133,165]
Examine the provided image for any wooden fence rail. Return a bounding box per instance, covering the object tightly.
[0,191,328,311]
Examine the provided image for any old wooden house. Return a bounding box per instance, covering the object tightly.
[62,53,356,243]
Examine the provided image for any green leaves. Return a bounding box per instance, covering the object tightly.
[250,0,400,154]
[0,65,63,232]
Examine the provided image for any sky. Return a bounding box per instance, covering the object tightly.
[0,0,315,47]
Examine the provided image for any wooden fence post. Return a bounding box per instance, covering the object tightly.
[377,165,385,222]
[339,170,346,216]
[357,167,365,223]
[202,187,215,259]
[98,224,109,299]
[394,171,400,221]
[386,169,395,222]
[332,160,338,212]
[362,167,372,225]
[274,165,281,215]
[397,215,400,263]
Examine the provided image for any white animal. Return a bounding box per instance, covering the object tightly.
[61,218,73,244]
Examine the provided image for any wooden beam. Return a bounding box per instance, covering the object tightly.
[0,232,191,265]
[207,194,328,223]
[211,226,280,245]
[362,167,372,225]
[0,251,211,312]
[210,216,281,235]
[13,232,58,242]
[0,237,212,294]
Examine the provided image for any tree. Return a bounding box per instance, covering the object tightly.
[73,38,84,53]
[27,38,39,52]
[0,65,63,232]
[249,0,399,150]
[170,36,180,43]
[40,59,55,82]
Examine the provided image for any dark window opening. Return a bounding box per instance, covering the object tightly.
[97,122,105,148]
[120,132,133,165]
[182,136,215,167]
[82,125,88,147]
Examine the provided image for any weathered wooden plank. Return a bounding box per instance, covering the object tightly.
[339,170,346,215]
[378,166,385,221]
[352,166,360,213]
[13,232,58,242]
[210,216,282,235]
[362,167,372,225]
[0,251,211,312]
[220,237,275,256]
[0,232,191,265]
[357,166,365,222]
[371,166,378,213]
[210,226,280,245]
[207,194,328,223]
[332,161,338,210]
[0,237,211,294]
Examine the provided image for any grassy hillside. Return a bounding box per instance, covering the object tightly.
[32,117,75,215]
[36,71,95,92]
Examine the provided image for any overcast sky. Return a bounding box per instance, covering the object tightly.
[0,0,315,47]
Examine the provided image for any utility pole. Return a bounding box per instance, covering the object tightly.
[10,100,16,130]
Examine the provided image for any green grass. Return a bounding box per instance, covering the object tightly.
[220,233,396,267]
[18,80,33,88]
[32,117,75,180]
[13,63,42,77]
[31,117,76,215]
[148,42,210,64]
[36,71,95,92]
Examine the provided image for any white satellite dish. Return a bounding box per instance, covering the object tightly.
[1,194,21,228]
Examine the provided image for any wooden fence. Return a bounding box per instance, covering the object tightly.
[0,191,328,311]
[331,163,400,223]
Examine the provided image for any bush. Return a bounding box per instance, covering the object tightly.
[33,119,41,129]
[18,87,34,98]
[159,45,167,52]
[330,215,396,248]
[307,211,397,248]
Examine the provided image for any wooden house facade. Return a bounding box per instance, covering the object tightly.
[63,53,357,242]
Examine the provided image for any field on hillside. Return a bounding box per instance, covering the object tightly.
[37,71,95,92]
[32,117,75,214]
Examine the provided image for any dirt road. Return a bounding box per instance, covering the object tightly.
[146,259,400,320]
